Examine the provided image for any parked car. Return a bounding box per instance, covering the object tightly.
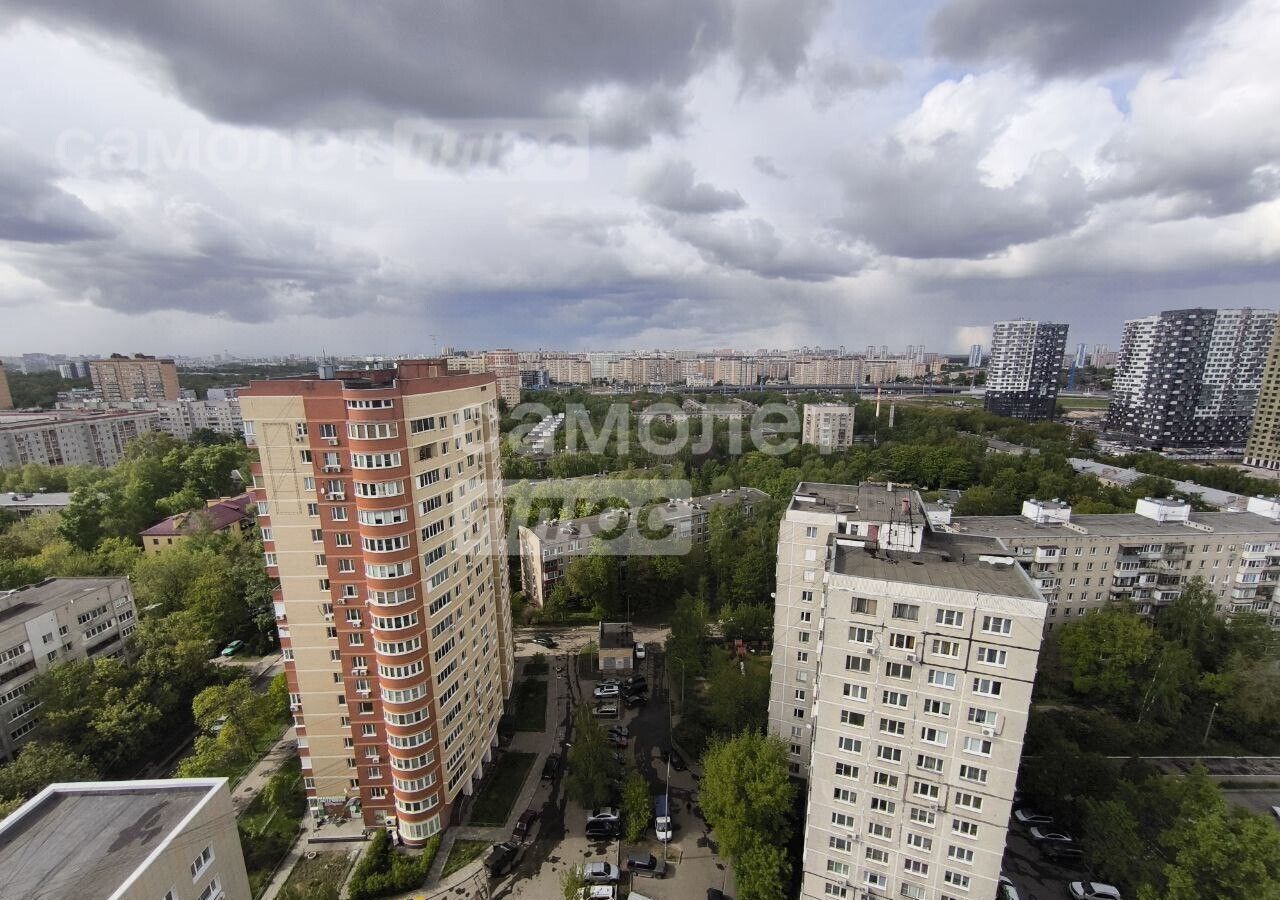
[531,634,558,648]
[607,725,630,739]
[512,808,540,842]
[626,852,667,878]
[1029,828,1075,845]
[588,807,620,824]
[541,753,561,780]
[585,820,618,840]
[635,641,646,659]
[653,794,672,842]
[998,874,1021,900]
[668,749,687,771]
[485,841,520,877]
[594,684,620,699]
[1013,808,1054,827]
[622,675,647,691]
[1043,844,1086,864]
[594,703,619,718]
[576,888,616,900]
[582,861,621,884]
[220,640,245,657]
[624,693,648,708]
[707,890,727,900]
[1068,882,1122,900]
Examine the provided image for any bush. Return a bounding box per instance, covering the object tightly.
[347,829,439,900]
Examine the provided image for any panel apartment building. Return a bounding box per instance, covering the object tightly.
[241,361,514,845]
[770,483,1045,900]
[983,320,1069,421]
[1244,323,1280,470]
[0,778,250,900]
[517,487,767,607]
[0,409,160,468]
[89,353,181,401]
[1107,307,1277,449]
[0,577,137,762]
[802,403,856,450]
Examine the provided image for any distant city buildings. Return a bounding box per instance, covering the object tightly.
[88,353,180,402]
[1244,325,1280,470]
[802,403,856,450]
[1107,307,1276,449]
[968,343,983,367]
[0,577,137,761]
[0,778,250,900]
[1073,342,1087,368]
[983,320,1069,421]
[0,409,161,468]
[0,362,11,411]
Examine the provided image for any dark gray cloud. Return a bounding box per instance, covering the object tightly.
[635,158,746,214]
[0,141,115,243]
[752,156,788,180]
[666,216,862,280]
[836,134,1091,259]
[928,0,1244,77]
[808,55,900,107]
[4,1,825,149]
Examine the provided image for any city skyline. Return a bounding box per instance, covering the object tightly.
[2,2,1278,355]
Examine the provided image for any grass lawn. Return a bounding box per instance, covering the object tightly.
[513,679,548,731]
[1058,396,1111,409]
[238,755,305,898]
[277,849,350,900]
[468,752,537,826]
[442,839,491,878]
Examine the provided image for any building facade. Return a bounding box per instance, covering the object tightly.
[154,398,244,439]
[0,410,160,468]
[1244,323,1280,470]
[0,362,12,411]
[1107,307,1277,448]
[0,778,250,900]
[140,493,255,554]
[88,354,180,401]
[541,355,593,384]
[770,483,1045,900]
[517,487,766,607]
[0,577,137,762]
[241,361,514,845]
[983,320,1069,421]
[968,344,983,368]
[802,404,856,450]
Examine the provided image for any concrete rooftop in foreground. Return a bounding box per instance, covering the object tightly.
[831,531,1042,599]
[0,780,220,900]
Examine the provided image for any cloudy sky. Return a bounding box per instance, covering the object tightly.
[2,0,1278,357]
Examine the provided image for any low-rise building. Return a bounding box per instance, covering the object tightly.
[598,621,635,673]
[0,491,72,518]
[0,778,251,900]
[0,577,137,761]
[140,493,255,554]
[517,487,767,607]
[0,409,161,468]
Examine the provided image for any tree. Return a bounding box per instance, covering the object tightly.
[1058,606,1155,704]
[561,865,586,900]
[700,732,794,862]
[704,654,769,736]
[621,770,650,843]
[1155,577,1224,668]
[1142,799,1280,900]
[667,593,710,685]
[734,836,790,900]
[1082,798,1152,893]
[566,706,616,809]
[0,740,98,804]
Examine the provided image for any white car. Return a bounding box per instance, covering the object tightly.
[1069,882,1122,900]
[582,861,621,884]
[998,874,1021,900]
[588,807,620,824]
[576,888,616,900]
[635,641,646,659]
[594,684,620,699]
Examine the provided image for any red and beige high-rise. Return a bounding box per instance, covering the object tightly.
[240,361,514,844]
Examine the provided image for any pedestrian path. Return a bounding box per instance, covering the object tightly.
[231,725,297,813]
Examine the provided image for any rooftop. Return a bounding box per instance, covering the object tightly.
[599,622,634,649]
[1068,457,1249,510]
[950,511,1280,539]
[831,531,1040,599]
[0,779,224,900]
[525,487,767,543]
[140,493,253,537]
[790,481,923,522]
[0,578,129,628]
[0,409,157,431]
[0,491,71,510]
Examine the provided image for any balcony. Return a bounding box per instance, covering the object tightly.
[1034,547,1062,563]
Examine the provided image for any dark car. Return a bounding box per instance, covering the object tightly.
[668,749,686,771]
[1043,843,1086,864]
[512,808,540,842]
[485,841,520,876]
[622,675,647,691]
[531,634,558,649]
[624,693,648,708]
[707,890,728,900]
[541,753,561,780]
[585,820,618,840]
[626,852,667,878]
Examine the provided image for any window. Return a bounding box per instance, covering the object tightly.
[928,669,956,690]
[801,589,814,603]
[909,807,936,827]
[882,690,909,708]
[972,678,1002,697]
[852,596,876,614]
[849,626,874,644]
[840,710,865,727]
[892,602,920,621]
[835,761,858,778]
[825,859,851,877]
[409,416,437,433]
[932,638,960,658]
[903,858,930,876]
[824,883,848,898]
[869,797,895,814]
[884,662,912,680]
[196,879,223,900]
[936,608,964,627]
[888,633,916,650]
[867,821,893,840]
[948,845,975,864]
[976,646,1008,666]
[832,811,855,829]
[920,726,948,746]
[923,698,951,717]
[833,787,857,804]
[963,737,993,756]
[954,791,983,811]
[189,846,214,880]
[844,655,870,673]
[952,818,979,838]
[959,764,988,784]
[878,717,905,736]
[875,745,901,763]
[967,707,998,727]
[917,753,944,773]
[911,781,940,800]
[944,871,971,890]
[837,736,861,753]
[843,683,868,701]
[981,615,1012,635]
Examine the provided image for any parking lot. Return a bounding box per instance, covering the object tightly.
[500,636,734,898]
[1224,788,1280,825]
[1001,824,1082,900]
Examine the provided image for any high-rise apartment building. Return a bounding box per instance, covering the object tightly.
[0,362,12,410]
[968,344,982,368]
[0,577,137,761]
[88,353,180,401]
[240,361,514,845]
[1073,343,1087,369]
[1242,325,1280,470]
[1107,307,1276,449]
[983,320,1069,421]
[770,483,1045,900]
[802,403,856,450]
[482,349,522,407]
[0,409,160,468]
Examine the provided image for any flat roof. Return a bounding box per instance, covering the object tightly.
[525,487,767,543]
[599,622,634,649]
[790,482,922,522]
[832,531,1040,599]
[0,578,127,627]
[0,492,71,509]
[0,780,223,900]
[950,511,1279,540]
